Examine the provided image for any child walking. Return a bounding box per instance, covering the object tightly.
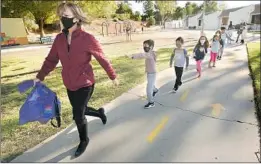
[127,39,158,108]
[218,27,234,60]
[193,36,209,78]
[169,37,189,92]
[208,34,220,68]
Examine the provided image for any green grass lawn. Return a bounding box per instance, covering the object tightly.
[248,31,261,34]
[2,47,193,162]
[247,41,261,146]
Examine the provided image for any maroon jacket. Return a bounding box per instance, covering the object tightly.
[36,28,117,91]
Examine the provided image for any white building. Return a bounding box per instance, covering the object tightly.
[218,7,243,28]
[228,5,255,26]
[165,20,183,29]
[197,11,221,30]
[183,13,201,29]
[182,4,260,31]
[249,4,261,31]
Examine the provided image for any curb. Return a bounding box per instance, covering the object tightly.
[1,45,51,54]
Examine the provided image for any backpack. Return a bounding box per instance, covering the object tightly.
[18,81,61,128]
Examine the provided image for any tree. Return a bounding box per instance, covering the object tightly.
[204,1,219,13]
[131,11,142,21]
[154,11,162,24]
[2,0,58,37]
[143,0,154,17]
[191,3,202,15]
[79,1,117,20]
[116,2,133,15]
[155,1,176,28]
[185,2,193,16]
[146,16,156,26]
[25,1,58,37]
[173,7,185,20]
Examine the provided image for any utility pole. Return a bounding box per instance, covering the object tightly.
[201,0,206,36]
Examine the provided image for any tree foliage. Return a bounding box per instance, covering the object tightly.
[131,11,142,21]
[143,0,154,17]
[203,1,219,13]
[185,2,193,16]
[172,6,185,20]
[116,2,133,15]
[2,0,58,37]
[155,1,176,24]
[146,16,156,27]
[77,1,117,20]
[191,3,202,15]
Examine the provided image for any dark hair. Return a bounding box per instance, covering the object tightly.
[196,36,209,49]
[212,34,219,41]
[215,30,221,35]
[176,37,184,44]
[143,39,154,48]
[221,27,226,30]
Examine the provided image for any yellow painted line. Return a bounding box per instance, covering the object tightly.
[211,103,225,117]
[180,88,190,102]
[147,116,169,143]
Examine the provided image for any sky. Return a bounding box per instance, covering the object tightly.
[128,1,260,14]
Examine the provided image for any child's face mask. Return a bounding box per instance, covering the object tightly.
[200,40,205,45]
[143,43,152,52]
[143,46,151,52]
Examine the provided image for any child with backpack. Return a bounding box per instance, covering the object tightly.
[193,35,209,78]
[126,39,158,109]
[169,37,189,92]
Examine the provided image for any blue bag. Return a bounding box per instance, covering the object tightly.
[18,82,61,128]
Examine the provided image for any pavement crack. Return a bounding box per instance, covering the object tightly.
[126,91,258,127]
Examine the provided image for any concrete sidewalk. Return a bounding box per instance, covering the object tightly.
[11,43,259,162]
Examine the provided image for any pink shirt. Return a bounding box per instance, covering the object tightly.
[132,51,157,73]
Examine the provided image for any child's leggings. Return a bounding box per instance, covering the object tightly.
[210,51,217,62]
[196,60,202,74]
[147,73,158,103]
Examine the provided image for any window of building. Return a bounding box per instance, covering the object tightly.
[251,14,261,24]
[198,20,202,26]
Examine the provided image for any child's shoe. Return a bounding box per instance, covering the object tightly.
[144,102,155,109]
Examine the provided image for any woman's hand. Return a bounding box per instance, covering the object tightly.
[112,78,119,86]
[33,78,41,86]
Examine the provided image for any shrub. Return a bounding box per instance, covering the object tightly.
[146,16,156,27]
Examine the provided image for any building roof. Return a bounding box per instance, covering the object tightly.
[198,11,220,19]
[251,4,260,15]
[219,7,244,17]
[186,13,202,19]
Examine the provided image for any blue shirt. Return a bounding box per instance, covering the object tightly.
[211,40,220,53]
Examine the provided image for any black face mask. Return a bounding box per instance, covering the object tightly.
[61,17,76,30]
[143,47,151,52]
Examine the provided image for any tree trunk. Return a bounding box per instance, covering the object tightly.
[163,21,166,29]
[24,26,30,35]
[37,18,45,38]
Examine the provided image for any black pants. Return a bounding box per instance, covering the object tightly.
[67,84,100,125]
[236,34,241,43]
[174,66,184,89]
